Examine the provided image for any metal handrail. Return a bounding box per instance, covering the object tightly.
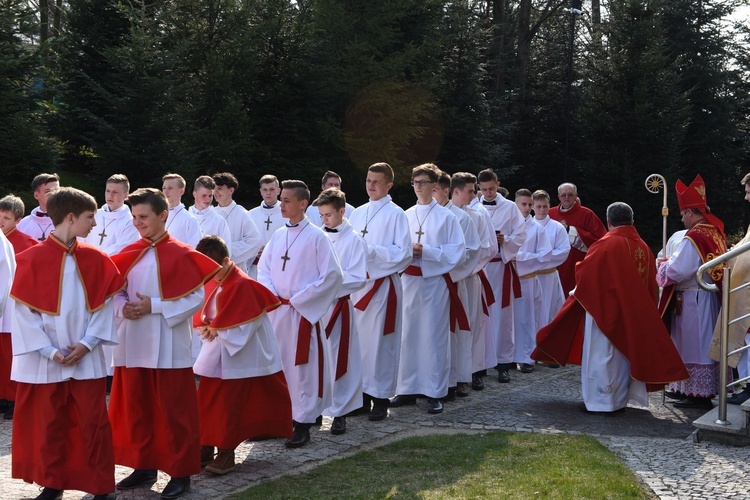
[696,238,750,425]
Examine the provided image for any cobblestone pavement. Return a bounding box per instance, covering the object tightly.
[1,365,748,499]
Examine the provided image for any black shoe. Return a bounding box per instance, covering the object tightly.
[106,375,113,394]
[3,402,13,420]
[285,424,311,448]
[117,469,158,490]
[331,416,346,435]
[471,375,484,391]
[520,363,535,373]
[389,394,417,407]
[497,370,510,383]
[93,494,116,500]
[315,414,323,426]
[369,401,388,421]
[35,488,63,500]
[665,390,686,400]
[546,363,560,368]
[427,398,444,414]
[161,476,190,499]
[728,387,750,405]
[673,397,714,409]
[442,387,456,402]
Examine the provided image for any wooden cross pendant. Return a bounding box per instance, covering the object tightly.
[265,216,273,231]
[281,251,291,271]
[415,229,424,243]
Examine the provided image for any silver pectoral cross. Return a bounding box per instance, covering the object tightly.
[281,251,291,271]
[415,229,424,243]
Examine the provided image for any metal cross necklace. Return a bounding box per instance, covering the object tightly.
[361,201,388,237]
[281,221,309,271]
[414,200,437,243]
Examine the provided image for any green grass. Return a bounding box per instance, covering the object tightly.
[232,431,650,499]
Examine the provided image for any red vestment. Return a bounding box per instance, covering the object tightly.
[549,200,607,295]
[532,225,689,390]
[5,226,38,254]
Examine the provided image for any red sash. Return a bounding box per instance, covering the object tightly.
[404,266,470,333]
[325,295,351,380]
[478,269,496,315]
[490,257,522,307]
[278,297,324,398]
[353,274,398,335]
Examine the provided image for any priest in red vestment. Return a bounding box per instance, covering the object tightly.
[549,183,607,295]
[533,202,688,413]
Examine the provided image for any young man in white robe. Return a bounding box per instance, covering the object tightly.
[212,172,262,274]
[477,169,526,384]
[305,171,355,226]
[109,188,220,499]
[313,188,367,435]
[433,171,481,399]
[82,174,140,255]
[257,180,343,448]
[513,189,552,373]
[162,173,201,248]
[193,236,292,475]
[391,164,465,415]
[348,163,412,421]
[188,176,232,254]
[17,172,60,242]
[248,174,288,279]
[10,187,124,500]
[531,190,570,331]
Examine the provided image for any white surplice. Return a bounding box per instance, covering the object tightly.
[188,205,233,255]
[0,232,15,331]
[11,254,117,383]
[396,201,465,399]
[214,201,262,273]
[113,249,205,369]
[82,204,140,256]
[166,204,201,248]
[17,207,54,243]
[513,216,552,365]
[534,215,570,329]
[321,220,367,417]
[480,197,526,369]
[248,202,288,279]
[469,200,499,372]
[306,203,354,227]
[257,219,343,423]
[348,196,411,399]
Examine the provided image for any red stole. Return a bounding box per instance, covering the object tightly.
[5,227,37,254]
[112,233,220,300]
[196,265,280,329]
[532,226,689,391]
[10,235,125,315]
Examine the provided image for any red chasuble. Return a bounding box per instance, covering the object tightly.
[532,225,689,391]
[5,227,38,254]
[658,221,727,317]
[196,264,281,328]
[549,200,607,295]
[10,235,124,315]
[112,233,220,300]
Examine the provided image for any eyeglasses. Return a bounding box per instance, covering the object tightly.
[411,180,434,187]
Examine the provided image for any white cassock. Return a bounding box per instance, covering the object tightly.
[113,250,204,369]
[248,202,288,279]
[11,256,117,383]
[397,201,465,399]
[446,202,481,386]
[193,302,283,380]
[581,313,648,411]
[166,204,202,248]
[480,197,526,369]
[305,203,354,227]
[82,205,140,256]
[657,239,720,397]
[657,229,688,261]
[469,200,499,372]
[534,216,570,329]
[321,220,367,417]
[513,216,552,365]
[214,201,262,274]
[0,232,16,331]
[17,207,54,243]
[188,205,233,254]
[349,195,411,399]
[81,204,140,375]
[257,219,343,423]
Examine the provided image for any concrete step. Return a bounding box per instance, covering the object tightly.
[692,403,750,446]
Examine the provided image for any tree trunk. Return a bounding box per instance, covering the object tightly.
[40,0,50,43]
[516,0,532,112]
[53,0,64,36]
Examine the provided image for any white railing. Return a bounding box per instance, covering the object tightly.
[697,240,750,425]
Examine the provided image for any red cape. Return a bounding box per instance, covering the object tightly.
[532,225,688,391]
[10,235,125,315]
[195,264,280,329]
[112,233,220,300]
[549,201,607,295]
[5,227,37,254]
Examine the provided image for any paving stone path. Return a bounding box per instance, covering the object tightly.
[1,365,747,499]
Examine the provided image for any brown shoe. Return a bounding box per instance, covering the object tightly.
[456,383,470,397]
[205,448,236,475]
[200,445,215,467]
